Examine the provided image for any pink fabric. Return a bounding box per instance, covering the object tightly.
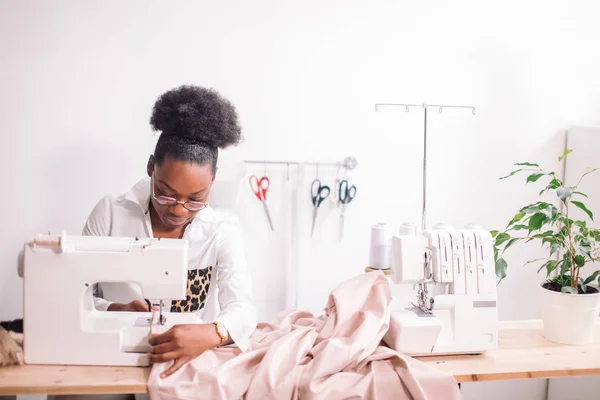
[147,272,462,400]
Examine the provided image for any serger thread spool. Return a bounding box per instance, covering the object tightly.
[368,223,393,270]
[33,234,61,247]
[399,222,417,236]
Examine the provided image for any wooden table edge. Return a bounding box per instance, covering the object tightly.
[0,384,148,396]
[454,368,600,383]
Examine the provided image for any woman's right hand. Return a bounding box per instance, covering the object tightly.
[107,300,152,312]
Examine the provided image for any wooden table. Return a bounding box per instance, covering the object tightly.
[420,320,600,382]
[1,320,600,395]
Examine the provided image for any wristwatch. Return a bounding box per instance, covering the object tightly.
[212,321,229,345]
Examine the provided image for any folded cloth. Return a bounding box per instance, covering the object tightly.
[148,271,462,400]
[0,327,23,367]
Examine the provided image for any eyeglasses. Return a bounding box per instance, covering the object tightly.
[151,173,208,212]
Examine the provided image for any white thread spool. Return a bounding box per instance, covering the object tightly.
[368,223,393,269]
[399,222,417,236]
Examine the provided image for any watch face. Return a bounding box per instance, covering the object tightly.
[216,322,227,338]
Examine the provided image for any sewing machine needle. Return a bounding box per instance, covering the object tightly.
[159,300,165,325]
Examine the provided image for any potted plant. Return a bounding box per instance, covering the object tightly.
[492,149,600,345]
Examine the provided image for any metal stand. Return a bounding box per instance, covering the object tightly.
[374,103,476,232]
[374,102,476,310]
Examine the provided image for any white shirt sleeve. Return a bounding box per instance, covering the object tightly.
[82,196,114,311]
[213,216,258,352]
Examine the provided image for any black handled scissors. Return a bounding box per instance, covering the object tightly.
[338,179,356,240]
[310,179,330,237]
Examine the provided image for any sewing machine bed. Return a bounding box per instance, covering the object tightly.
[1,320,600,395]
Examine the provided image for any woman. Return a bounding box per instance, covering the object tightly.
[84,85,257,379]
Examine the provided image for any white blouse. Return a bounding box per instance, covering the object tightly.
[82,177,257,352]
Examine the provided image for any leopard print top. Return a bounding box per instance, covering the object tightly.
[170,266,213,313]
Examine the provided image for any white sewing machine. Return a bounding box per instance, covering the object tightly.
[369,222,498,356]
[22,233,201,366]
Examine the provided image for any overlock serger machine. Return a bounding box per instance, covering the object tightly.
[368,222,498,356]
[370,102,497,356]
[22,233,201,366]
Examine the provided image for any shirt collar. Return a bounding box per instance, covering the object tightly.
[124,177,152,214]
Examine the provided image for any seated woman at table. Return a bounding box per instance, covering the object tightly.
[50,85,257,400]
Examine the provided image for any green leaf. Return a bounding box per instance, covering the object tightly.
[561,286,577,294]
[572,201,594,221]
[558,148,573,162]
[525,258,545,267]
[583,270,600,285]
[507,212,526,227]
[504,238,521,252]
[557,187,574,202]
[560,255,570,275]
[515,162,540,167]
[574,168,600,189]
[581,278,587,294]
[546,260,558,276]
[527,173,544,183]
[550,243,562,255]
[490,230,499,238]
[574,220,587,230]
[558,216,574,228]
[529,230,557,243]
[549,205,560,222]
[539,178,563,196]
[511,224,529,231]
[538,260,558,276]
[495,258,507,280]
[500,169,525,180]
[528,212,548,232]
[494,232,511,246]
[573,191,588,198]
[575,254,586,267]
[520,202,549,214]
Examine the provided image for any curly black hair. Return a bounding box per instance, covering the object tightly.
[150,85,242,173]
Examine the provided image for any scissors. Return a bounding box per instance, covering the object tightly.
[249,175,274,231]
[310,179,330,237]
[338,179,357,240]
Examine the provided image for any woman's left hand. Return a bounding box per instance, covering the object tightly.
[148,324,221,378]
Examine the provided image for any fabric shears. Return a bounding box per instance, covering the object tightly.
[249,175,275,231]
[310,179,330,237]
[338,179,356,240]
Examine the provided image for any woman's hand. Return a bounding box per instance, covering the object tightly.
[107,300,156,312]
[148,324,222,378]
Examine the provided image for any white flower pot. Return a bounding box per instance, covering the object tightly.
[540,284,600,345]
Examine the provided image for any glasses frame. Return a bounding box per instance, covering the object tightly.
[151,172,208,212]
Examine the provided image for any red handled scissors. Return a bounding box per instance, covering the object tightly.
[249,175,274,231]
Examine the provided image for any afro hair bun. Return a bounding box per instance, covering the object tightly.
[150,85,242,149]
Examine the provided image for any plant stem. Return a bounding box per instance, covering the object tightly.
[565,200,578,290]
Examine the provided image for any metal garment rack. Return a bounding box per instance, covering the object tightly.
[244,160,341,166]
[374,103,476,231]
[244,158,357,180]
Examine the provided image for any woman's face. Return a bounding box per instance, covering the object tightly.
[148,156,214,230]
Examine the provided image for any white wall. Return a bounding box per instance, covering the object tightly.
[2,1,600,399]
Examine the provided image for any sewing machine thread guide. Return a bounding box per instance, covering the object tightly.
[159,300,166,325]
